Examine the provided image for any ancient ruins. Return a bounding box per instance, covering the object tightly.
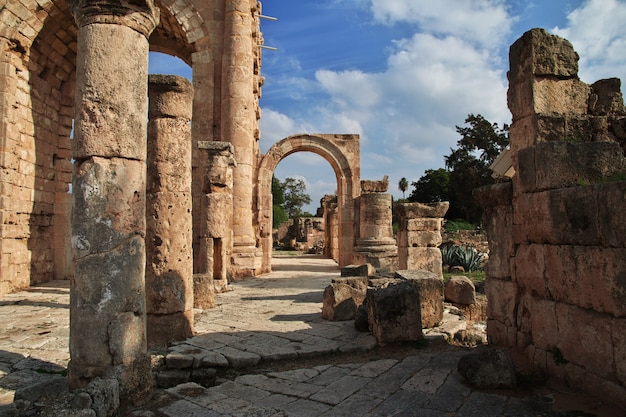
[0,0,625,411]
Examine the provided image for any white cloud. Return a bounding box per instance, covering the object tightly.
[370,0,513,49]
[552,0,626,85]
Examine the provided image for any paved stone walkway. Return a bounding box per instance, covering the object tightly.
[0,255,622,416]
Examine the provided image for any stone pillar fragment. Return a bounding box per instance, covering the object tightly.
[353,181,397,271]
[146,75,194,347]
[68,0,159,402]
[195,141,236,304]
[396,202,448,276]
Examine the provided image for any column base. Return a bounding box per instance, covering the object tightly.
[353,243,398,271]
[230,244,263,279]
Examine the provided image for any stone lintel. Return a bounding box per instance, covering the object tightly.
[396,202,450,219]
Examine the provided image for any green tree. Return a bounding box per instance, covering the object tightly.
[408,168,450,203]
[398,177,409,198]
[407,114,509,224]
[271,176,312,224]
[282,177,312,218]
[445,114,509,223]
[271,175,288,228]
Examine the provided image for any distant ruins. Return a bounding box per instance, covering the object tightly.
[0,0,624,409]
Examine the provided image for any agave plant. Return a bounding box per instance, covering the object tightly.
[441,243,484,272]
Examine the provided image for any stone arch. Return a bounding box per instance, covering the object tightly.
[257,134,361,272]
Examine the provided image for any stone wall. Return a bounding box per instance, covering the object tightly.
[477,28,626,408]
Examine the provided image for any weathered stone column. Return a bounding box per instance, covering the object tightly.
[146,75,194,347]
[353,177,398,271]
[68,0,159,402]
[194,141,236,307]
[222,0,261,278]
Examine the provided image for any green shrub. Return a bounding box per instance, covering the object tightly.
[441,242,484,272]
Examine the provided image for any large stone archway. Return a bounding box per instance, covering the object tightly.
[257,134,361,272]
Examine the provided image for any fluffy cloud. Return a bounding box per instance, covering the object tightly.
[369,0,513,49]
[552,0,626,84]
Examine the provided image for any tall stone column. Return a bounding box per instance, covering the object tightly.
[146,75,194,347]
[222,0,261,278]
[68,0,159,402]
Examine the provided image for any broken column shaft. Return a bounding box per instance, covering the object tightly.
[68,0,159,402]
[146,74,194,347]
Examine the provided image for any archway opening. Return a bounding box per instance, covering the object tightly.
[272,152,336,257]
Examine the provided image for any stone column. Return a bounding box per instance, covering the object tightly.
[146,75,194,347]
[68,0,159,402]
[353,192,398,271]
[222,0,261,278]
[194,141,235,307]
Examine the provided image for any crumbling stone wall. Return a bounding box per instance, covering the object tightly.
[477,28,626,408]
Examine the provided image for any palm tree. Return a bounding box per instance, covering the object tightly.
[398,177,409,199]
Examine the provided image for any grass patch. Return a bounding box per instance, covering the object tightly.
[444,219,477,233]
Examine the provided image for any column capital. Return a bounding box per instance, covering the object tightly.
[70,0,160,38]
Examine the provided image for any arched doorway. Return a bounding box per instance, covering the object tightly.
[257,133,361,273]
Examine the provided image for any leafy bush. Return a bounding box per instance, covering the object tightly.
[441,242,483,272]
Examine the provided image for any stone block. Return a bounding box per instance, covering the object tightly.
[512,191,551,245]
[517,141,625,193]
[405,218,442,232]
[395,202,449,219]
[366,280,422,344]
[524,296,559,352]
[395,270,443,328]
[597,181,626,248]
[555,303,614,380]
[321,278,367,321]
[533,78,590,115]
[340,264,374,277]
[444,276,476,306]
[589,78,625,116]
[405,247,442,276]
[544,245,626,317]
[514,244,546,297]
[482,205,514,280]
[485,278,518,327]
[405,231,442,248]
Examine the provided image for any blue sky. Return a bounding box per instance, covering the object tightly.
[150,0,626,212]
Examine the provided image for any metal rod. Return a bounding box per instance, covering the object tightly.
[259,14,278,21]
[260,45,278,51]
